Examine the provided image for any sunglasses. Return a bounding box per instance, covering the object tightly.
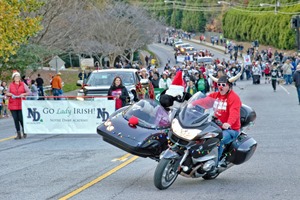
[217,83,227,87]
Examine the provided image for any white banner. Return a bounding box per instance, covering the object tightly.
[176,55,194,63]
[22,100,115,134]
[243,55,252,66]
[176,55,185,63]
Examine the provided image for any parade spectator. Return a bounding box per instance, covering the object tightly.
[36,74,44,100]
[78,71,87,81]
[193,71,200,82]
[51,72,63,100]
[271,63,279,92]
[6,71,30,139]
[159,72,171,90]
[252,64,261,84]
[164,63,170,71]
[145,55,149,66]
[107,76,129,110]
[293,65,300,105]
[0,81,7,92]
[206,65,215,90]
[186,80,197,95]
[169,72,176,82]
[21,75,28,85]
[28,80,39,100]
[264,63,271,84]
[196,72,209,94]
[140,68,148,79]
[1,88,9,117]
[151,72,160,88]
[282,59,293,85]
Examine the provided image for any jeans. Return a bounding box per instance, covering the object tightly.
[218,129,240,161]
[284,74,292,84]
[52,88,62,100]
[38,86,44,100]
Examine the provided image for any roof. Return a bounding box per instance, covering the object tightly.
[91,68,138,74]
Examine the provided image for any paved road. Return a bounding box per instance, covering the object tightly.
[0,43,300,200]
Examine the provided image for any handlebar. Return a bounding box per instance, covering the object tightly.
[212,116,223,127]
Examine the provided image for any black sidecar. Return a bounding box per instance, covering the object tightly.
[97,100,171,160]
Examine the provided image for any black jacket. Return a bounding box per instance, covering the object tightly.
[293,70,300,87]
[107,86,130,107]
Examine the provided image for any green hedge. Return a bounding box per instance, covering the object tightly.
[223,4,300,50]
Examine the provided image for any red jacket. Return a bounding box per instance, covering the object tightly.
[8,82,28,110]
[208,90,241,131]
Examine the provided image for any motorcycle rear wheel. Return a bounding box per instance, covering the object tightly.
[154,158,178,190]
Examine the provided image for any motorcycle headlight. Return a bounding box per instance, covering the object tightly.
[171,119,201,140]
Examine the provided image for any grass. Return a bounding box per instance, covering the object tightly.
[60,71,81,93]
[26,68,81,93]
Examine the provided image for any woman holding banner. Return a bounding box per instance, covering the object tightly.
[5,71,30,139]
[107,76,129,110]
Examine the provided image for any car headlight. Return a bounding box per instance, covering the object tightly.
[171,118,201,140]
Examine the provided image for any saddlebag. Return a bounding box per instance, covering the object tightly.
[240,104,256,128]
[225,134,257,165]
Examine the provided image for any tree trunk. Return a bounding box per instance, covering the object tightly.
[108,54,117,68]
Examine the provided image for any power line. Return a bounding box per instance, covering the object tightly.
[139,0,300,15]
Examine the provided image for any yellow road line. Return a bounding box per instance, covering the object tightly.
[59,155,139,200]
[0,136,15,142]
[112,153,131,162]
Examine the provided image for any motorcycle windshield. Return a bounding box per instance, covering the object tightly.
[178,92,215,127]
[124,99,171,129]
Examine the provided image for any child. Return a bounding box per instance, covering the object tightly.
[186,80,197,96]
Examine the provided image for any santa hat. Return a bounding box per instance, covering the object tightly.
[12,70,20,79]
[165,70,184,97]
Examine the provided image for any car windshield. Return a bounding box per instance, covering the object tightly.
[87,71,135,86]
[124,99,171,129]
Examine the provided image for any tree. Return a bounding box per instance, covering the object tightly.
[70,1,164,67]
[0,44,58,80]
[0,0,42,62]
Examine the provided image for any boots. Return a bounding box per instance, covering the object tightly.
[14,131,22,140]
[23,133,27,139]
[22,129,27,139]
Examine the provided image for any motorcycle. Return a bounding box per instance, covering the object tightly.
[96,92,257,189]
[153,92,257,190]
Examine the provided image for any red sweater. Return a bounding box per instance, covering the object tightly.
[208,90,241,130]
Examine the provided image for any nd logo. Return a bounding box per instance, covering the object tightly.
[97,108,109,122]
[27,108,41,121]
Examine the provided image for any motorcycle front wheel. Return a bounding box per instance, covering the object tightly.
[154,158,179,190]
